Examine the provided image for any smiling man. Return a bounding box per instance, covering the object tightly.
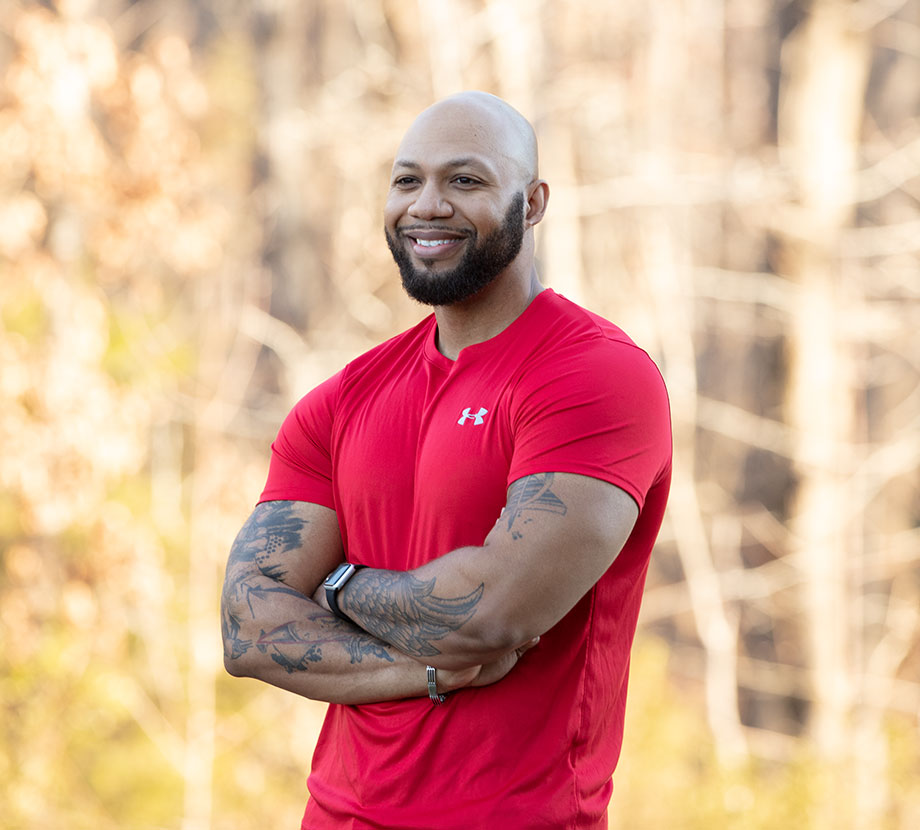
[221,92,672,829]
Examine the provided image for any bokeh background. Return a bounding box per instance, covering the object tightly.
[1,0,919,828]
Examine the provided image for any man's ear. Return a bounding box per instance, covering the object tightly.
[524,180,549,228]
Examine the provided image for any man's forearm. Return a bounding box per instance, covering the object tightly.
[222,573,452,704]
[332,547,521,670]
[219,500,446,704]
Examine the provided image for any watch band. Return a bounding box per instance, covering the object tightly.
[426,665,446,705]
[324,563,365,623]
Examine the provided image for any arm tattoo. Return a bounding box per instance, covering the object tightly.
[255,614,395,673]
[504,473,567,540]
[221,501,310,660]
[344,572,483,658]
[221,501,397,671]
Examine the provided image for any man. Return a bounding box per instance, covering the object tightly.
[221,91,672,829]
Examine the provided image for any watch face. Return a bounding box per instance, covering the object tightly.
[325,563,354,589]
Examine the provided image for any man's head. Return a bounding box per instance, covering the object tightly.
[384,92,548,307]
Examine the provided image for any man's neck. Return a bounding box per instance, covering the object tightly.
[433,266,544,361]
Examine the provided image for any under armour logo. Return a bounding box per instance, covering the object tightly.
[458,406,488,426]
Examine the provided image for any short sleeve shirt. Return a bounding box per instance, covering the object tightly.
[261,289,672,829]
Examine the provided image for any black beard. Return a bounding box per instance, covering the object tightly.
[385,191,525,307]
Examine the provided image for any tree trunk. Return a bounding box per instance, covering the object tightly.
[778,0,871,820]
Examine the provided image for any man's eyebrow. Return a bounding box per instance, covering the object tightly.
[392,157,494,174]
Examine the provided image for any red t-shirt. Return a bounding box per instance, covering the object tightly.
[261,289,672,829]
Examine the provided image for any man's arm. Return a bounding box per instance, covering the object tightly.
[331,472,639,669]
[220,500,530,703]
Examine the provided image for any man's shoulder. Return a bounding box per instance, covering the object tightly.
[510,292,670,420]
[538,290,634,347]
[529,290,656,373]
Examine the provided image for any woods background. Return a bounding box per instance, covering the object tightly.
[1,0,918,828]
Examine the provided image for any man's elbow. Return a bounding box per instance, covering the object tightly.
[221,617,257,678]
[223,651,248,678]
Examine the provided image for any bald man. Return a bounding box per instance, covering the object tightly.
[221,92,672,829]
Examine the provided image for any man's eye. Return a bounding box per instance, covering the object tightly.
[393,177,418,187]
[453,176,478,186]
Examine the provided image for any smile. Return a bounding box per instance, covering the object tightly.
[402,231,468,259]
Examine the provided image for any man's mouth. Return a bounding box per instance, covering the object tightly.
[402,229,467,259]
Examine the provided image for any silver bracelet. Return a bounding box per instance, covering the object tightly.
[426,665,446,705]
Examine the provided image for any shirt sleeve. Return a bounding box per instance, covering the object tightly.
[258,370,343,508]
[507,339,672,511]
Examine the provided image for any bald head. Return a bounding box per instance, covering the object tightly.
[397,91,539,187]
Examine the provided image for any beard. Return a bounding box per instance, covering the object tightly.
[385,191,525,307]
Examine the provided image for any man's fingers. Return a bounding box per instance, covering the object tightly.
[516,636,540,657]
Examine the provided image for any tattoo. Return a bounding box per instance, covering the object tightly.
[259,628,323,673]
[221,502,309,660]
[504,473,567,540]
[255,615,394,674]
[221,501,398,672]
[344,572,483,658]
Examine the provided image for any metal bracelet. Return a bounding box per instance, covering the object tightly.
[426,665,446,705]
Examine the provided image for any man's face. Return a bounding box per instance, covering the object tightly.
[383,103,531,307]
[385,191,525,306]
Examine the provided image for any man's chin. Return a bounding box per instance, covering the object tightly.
[400,275,455,306]
[400,269,497,307]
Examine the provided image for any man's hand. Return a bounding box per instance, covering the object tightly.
[427,636,541,693]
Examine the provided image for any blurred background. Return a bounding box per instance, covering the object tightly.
[1,0,918,828]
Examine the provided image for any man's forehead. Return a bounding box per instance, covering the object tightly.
[397,112,504,155]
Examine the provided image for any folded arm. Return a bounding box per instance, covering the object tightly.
[332,472,639,669]
[220,500,527,703]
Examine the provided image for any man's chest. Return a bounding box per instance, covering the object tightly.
[330,366,517,563]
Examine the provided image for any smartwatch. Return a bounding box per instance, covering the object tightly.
[323,562,365,622]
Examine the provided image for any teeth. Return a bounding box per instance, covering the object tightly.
[416,238,454,247]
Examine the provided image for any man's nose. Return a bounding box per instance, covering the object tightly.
[408,182,454,220]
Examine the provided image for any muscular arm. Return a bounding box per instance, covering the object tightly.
[220,500,527,703]
[334,472,639,669]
